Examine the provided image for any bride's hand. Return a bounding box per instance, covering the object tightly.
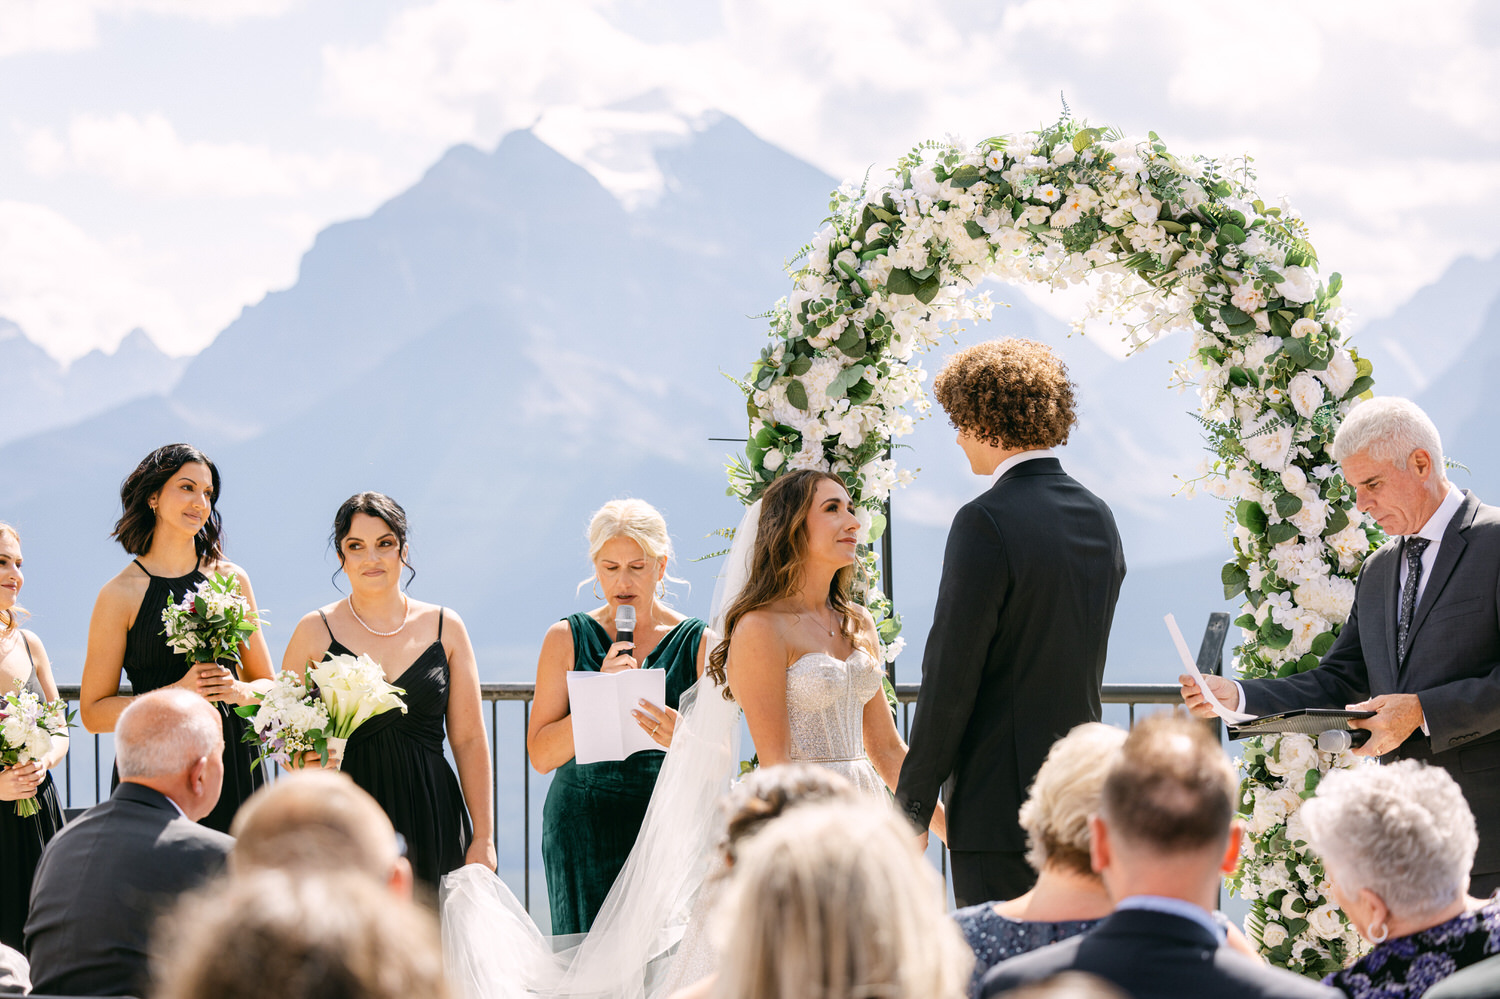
[633,700,678,747]
[600,641,638,673]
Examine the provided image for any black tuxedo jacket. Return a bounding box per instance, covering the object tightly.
[25,782,233,998]
[894,457,1125,850]
[1242,490,1500,872]
[980,908,1341,999]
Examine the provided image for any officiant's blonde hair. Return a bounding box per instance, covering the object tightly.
[712,800,971,999]
[580,498,687,598]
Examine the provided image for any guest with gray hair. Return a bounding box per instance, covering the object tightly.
[1302,760,1500,998]
[1184,395,1500,894]
[24,688,233,997]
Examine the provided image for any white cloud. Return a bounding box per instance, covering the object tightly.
[0,0,297,57]
[0,201,190,359]
[16,113,391,199]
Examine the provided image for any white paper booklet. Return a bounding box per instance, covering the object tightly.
[1165,613,1256,724]
[566,668,668,764]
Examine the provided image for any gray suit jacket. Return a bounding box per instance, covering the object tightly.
[1243,490,1500,870]
[24,782,233,998]
[1427,952,1500,999]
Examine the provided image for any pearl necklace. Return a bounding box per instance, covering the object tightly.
[348,594,409,637]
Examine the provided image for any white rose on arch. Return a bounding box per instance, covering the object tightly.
[1288,372,1326,419]
[1265,735,1320,779]
[1261,922,1290,948]
[1276,266,1320,303]
[1317,350,1358,400]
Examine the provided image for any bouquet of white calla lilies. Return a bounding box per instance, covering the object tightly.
[305,652,407,767]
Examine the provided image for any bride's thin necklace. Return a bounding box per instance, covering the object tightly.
[348,593,409,637]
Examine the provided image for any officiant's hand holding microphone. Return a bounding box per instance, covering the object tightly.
[605,605,680,748]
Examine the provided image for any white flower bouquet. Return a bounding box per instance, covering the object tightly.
[0,681,71,817]
[237,652,406,769]
[160,572,264,671]
[234,668,332,768]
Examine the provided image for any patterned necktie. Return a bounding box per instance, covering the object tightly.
[1398,536,1431,662]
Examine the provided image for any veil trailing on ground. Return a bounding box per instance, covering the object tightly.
[439,502,760,999]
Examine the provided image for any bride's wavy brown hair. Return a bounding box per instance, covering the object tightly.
[707,469,870,700]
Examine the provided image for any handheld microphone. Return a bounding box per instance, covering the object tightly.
[615,605,636,647]
[1317,728,1371,753]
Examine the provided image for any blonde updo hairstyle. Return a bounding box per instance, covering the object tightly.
[1018,722,1128,877]
[579,499,687,601]
[0,523,27,638]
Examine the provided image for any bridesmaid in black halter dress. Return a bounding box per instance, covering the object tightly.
[0,523,66,951]
[280,492,495,891]
[80,445,274,834]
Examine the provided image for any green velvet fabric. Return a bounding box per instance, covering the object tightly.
[541,612,705,936]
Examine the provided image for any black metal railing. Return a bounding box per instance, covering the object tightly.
[47,610,1228,918]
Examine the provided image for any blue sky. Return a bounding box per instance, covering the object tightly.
[4,0,1498,361]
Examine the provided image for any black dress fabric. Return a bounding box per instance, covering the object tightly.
[0,636,64,950]
[321,611,472,889]
[116,560,265,834]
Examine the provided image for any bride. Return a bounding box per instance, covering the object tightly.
[442,468,944,999]
[710,469,947,814]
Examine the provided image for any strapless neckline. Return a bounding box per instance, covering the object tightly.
[787,648,878,671]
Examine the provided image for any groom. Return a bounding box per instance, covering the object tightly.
[896,339,1126,906]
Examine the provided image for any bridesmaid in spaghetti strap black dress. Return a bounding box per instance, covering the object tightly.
[80,445,274,834]
[281,493,495,891]
[0,524,66,950]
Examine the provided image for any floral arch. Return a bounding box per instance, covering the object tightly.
[727,118,1378,976]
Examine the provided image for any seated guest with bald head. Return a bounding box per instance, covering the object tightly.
[25,688,233,998]
[229,770,413,898]
[982,713,1338,999]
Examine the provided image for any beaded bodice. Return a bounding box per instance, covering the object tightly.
[785,649,884,764]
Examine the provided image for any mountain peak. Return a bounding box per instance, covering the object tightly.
[531,93,724,209]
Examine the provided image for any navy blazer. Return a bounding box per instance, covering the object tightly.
[895,457,1125,851]
[980,908,1341,999]
[1243,490,1500,871]
[25,782,232,998]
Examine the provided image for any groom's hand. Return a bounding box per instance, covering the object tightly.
[1179,673,1238,719]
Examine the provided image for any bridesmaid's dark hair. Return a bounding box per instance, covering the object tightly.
[331,492,415,587]
[112,443,224,561]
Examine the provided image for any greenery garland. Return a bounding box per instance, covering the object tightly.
[727,114,1379,975]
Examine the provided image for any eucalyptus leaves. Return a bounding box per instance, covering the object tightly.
[731,114,1379,974]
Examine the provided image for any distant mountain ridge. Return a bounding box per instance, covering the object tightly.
[3,105,1499,694]
[1,321,186,440]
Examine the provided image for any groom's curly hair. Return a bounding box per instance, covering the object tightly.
[934,339,1077,449]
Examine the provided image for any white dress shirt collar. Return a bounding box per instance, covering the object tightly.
[991,448,1055,483]
[1411,486,1465,541]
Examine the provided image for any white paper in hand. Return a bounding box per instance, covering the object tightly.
[566,668,668,764]
[1165,613,1255,724]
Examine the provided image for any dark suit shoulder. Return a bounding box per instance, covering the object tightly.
[981,916,1338,999]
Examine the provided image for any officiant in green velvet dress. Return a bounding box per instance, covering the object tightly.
[527,499,712,935]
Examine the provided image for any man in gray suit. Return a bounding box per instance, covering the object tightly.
[1184,396,1500,894]
[26,689,233,997]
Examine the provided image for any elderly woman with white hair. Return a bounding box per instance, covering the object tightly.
[1303,760,1500,998]
[528,498,715,936]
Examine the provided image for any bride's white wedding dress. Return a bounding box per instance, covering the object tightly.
[441,648,890,999]
[783,648,886,795]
